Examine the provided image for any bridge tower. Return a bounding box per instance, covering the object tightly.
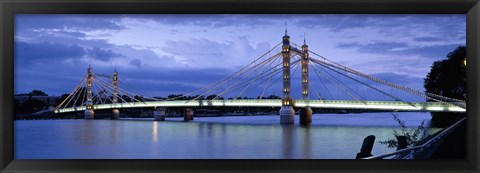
[279,23,295,124]
[111,67,120,119]
[84,65,95,119]
[299,34,313,125]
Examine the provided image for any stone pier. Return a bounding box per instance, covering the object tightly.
[299,106,312,125]
[183,108,194,121]
[84,109,94,119]
[111,109,120,120]
[154,108,166,121]
[280,106,295,124]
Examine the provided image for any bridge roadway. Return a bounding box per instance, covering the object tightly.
[54,99,466,114]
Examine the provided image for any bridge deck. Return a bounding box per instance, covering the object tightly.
[54,99,466,114]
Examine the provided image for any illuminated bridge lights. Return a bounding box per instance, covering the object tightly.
[54,100,466,114]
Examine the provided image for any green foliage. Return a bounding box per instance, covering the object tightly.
[379,113,429,149]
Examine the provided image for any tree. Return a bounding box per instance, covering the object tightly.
[55,94,70,107]
[134,95,146,102]
[55,87,88,108]
[206,94,223,100]
[20,98,47,114]
[14,99,22,113]
[424,46,466,100]
[424,46,466,126]
[29,90,48,96]
[266,94,281,99]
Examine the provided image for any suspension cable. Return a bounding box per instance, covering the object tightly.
[94,73,154,101]
[200,52,282,101]
[95,79,116,104]
[233,53,283,100]
[308,81,323,100]
[291,41,465,104]
[311,59,364,102]
[93,74,144,102]
[309,57,464,108]
[94,76,146,104]
[221,57,286,101]
[260,56,282,99]
[307,51,465,104]
[168,42,283,101]
[59,78,87,109]
[213,52,281,100]
[228,58,300,101]
[311,58,402,101]
[55,75,87,110]
[94,77,133,104]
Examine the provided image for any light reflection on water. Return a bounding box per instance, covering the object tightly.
[14,112,440,159]
[152,121,158,142]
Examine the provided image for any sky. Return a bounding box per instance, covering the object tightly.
[14,14,466,101]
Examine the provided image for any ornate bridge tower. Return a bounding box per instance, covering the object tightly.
[299,35,313,125]
[111,67,120,119]
[84,65,95,119]
[279,25,295,124]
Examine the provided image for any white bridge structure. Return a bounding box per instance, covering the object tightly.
[54,28,466,124]
[55,100,465,114]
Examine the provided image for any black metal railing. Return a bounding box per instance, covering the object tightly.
[363,116,466,159]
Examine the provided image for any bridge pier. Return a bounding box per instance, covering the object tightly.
[280,106,295,124]
[84,109,94,119]
[299,106,312,125]
[154,108,166,121]
[184,108,194,121]
[111,109,120,120]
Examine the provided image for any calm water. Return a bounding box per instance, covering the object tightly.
[14,112,440,159]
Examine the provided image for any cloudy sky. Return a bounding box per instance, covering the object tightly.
[14,14,465,101]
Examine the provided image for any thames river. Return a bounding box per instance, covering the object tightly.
[14,112,440,159]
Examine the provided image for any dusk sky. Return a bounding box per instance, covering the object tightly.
[14,14,465,101]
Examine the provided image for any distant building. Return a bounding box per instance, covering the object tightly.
[14,95,61,106]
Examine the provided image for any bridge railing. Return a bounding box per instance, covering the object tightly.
[362,116,466,159]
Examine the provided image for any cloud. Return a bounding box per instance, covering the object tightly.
[337,41,409,52]
[126,14,278,29]
[13,14,465,101]
[370,72,422,86]
[14,49,236,97]
[413,36,445,42]
[129,58,142,67]
[15,41,125,65]
[161,37,272,69]
[336,41,462,59]
[296,15,373,31]
[15,14,125,32]
[81,66,236,97]
[113,45,182,69]
[407,44,464,59]
[87,47,123,62]
[293,15,431,32]
[15,41,86,64]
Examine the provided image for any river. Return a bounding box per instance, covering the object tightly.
[14,112,441,159]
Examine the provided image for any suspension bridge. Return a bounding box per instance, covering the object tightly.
[53,29,466,124]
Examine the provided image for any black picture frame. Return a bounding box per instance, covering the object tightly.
[1,0,479,172]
